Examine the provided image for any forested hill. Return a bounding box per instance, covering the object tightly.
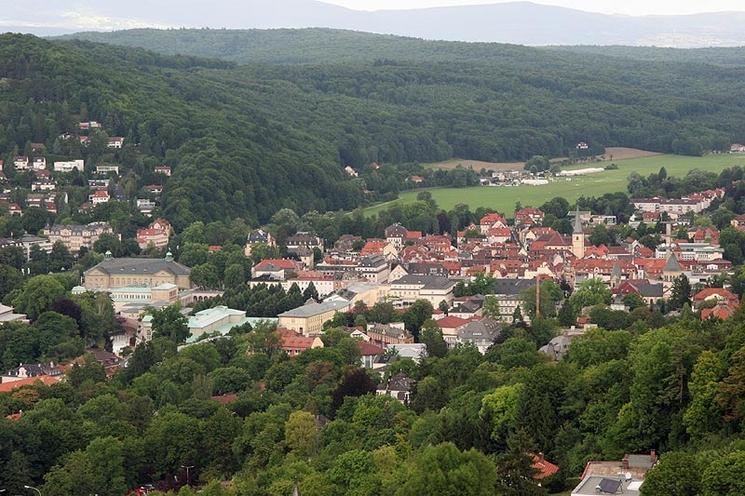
[5,31,745,227]
[61,28,745,67]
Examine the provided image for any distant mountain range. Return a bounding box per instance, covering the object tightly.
[6,0,745,48]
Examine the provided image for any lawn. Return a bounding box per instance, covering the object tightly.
[364,153,744,217]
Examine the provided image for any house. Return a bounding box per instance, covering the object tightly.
[279,328,324,356]
[286,232,324,253]
[277,300,352,336]
[83,253,192,291]
[13,156,29,170]
[693,287,739,307]
[96,164,120,175]
[611,280,663,305]
[43,222,115,253]
[701,302,738,320]
[376,373,414,404]
[90,190,110,204]
[53,159,85,173]
[531,453,560,481]
[456,318,501,353]
[78,121,102,131]
[244,228,276,256]
[136,199,156,215]
[0,303,28,323]
[344,165,358,177]
[480,213,508,234]
[386,343,428,363]
[356,254,390,283]
[2,362,64,383]
[357,341,385,368]
[8,203,21,215]
[107,137,125,149]
[0,375,61,393]
[136,218,172,250]
[514,207,545,227]
[252,259,299,281]
[32,157,46,170]
[281,271,336,298]
[154,165,171,176]
[365,323,413,347]
[187,306,250,342]
[488,279,536,323]
[434,315,472,345]
[731,143,745,153]
[19,234,53,261]
[385,224,410,249]
[571,451,657,496]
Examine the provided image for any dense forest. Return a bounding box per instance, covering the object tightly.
[4,31,745,226]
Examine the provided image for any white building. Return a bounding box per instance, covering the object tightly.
[54,160,85,173]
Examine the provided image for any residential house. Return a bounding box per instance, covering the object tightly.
[136,218,171,251]
[13,156,29,170]
[376,373,414,404]
[456,318,501,353]
[96,164,119,175]
[107,137,125,149]
[386,343,428,363]
[357,341,385,368]
[252,259,300,281]
[154,165,171,176]
[244,228,276,256]
[286,232,324,253]
[90,190,110,204]
[365,323,413,347]
[279,328,324,356]
[2,362,64,383]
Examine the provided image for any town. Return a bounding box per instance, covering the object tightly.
[1,117,745,495]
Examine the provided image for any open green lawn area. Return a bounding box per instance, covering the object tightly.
[364,153,745,217]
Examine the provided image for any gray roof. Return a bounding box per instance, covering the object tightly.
[664,254,683,273]
[490,278,535,296]
[391,274,455,290]
[573,206,584,234]
[385,223,408,238]
[247,229,271,243]
[457,318,501,343]
[572,476,641,496]
[359,254,387,267]
[87,257,191,276]
[278,300,350,318]
[385,372,414,392]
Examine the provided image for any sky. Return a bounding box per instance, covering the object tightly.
[324,0,745,15]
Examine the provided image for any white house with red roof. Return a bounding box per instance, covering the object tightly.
[480,213,508,234]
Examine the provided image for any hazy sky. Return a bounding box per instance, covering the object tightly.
[325,0,745,15]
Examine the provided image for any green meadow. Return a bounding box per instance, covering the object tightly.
[364,154,744,217]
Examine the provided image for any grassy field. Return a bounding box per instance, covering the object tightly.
[365,153,744,217]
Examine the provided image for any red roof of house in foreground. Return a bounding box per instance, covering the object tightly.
[0,375,61,393]
[357,340,386,356]
[531,453,560,479]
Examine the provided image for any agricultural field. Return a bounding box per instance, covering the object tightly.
[365,153,744,216]
[424,147,661,172]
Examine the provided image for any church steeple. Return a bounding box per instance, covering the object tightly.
[571,206,585,258]
[573,205,583,234]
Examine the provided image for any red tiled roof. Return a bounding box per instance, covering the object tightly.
[531,453,560,480]
[0,375,61,393]
[254,259,298,271]
[357,340,385,356]
[693,288,739,304]
[436,315,471,329]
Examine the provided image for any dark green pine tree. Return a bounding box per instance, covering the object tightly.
[669,274,692,310]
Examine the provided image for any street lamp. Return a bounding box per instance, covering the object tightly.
[181,465,194,486]
[23,487,41,496]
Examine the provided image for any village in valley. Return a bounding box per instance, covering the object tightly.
[2,115,745,494]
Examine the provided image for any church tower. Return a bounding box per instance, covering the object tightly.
[572,206,585,258]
